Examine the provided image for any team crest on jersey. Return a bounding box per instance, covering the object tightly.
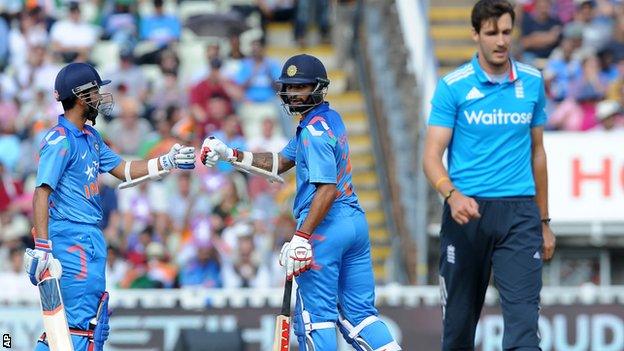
[514,80,524,99]
[287,65,297,77]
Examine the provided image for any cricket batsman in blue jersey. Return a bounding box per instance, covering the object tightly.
[423,1,556,350]
[23,62,196,351]
[201,54,401,351]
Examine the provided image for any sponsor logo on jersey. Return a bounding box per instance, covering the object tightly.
[463,109,533,125]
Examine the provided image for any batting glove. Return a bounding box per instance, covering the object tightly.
[159,143,196,170]
[200,137,237,167]
[24,239,62,286]
[279,230,313,280]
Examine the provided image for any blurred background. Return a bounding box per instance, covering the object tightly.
[0,0,623,350]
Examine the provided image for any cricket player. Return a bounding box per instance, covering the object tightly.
[422,0,556,350]
[23,62,196,351]
[201,54,401,351]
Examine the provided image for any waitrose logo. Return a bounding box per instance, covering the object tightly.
[464,109,533,125]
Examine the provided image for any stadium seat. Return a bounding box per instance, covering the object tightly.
[91,41,120,73]
[178,2,219,23]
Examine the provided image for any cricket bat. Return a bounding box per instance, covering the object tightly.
[272,279,293,351]
[38,270,74,351]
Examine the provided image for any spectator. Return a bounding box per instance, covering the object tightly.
[212,115,248,173]
[222,232,270,288]
[179,242,222,288]
[107,97,152,156]
[605,13,624,61]
[257,0,295,43]
[223,32,246,79]
[591,99,623,130]
[544,37,583,102]
[521,0,562,65]
[102,1,138,52]
[569,0,613,52]
[105,50,148,101]
[138,0,180,64]
[235,39,281,103]
[607,56,624,104]
[14,44,60,104]
[0,162,23,213]
[0,14,9,69]
[106,245,129,289]
[0,119,21,172]
[149,71,187,111]
[0,247,33,300]
[49,1,98,63]
[190,42,222,84]
[145,242,177,288]
[247,117,287,152]
[295,0,331,46]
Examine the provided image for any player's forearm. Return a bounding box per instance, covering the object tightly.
[33,186,52,240]
[423,152,456,197]
[110,160,163,181]
[298,183,336,234]
[245,152,294,174]
[532,146,549,219]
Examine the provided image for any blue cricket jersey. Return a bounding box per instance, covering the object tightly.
[36,115,122,224]
[428,55,548,197]
[281,102,362,220]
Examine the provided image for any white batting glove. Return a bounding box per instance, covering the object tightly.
[200,137,236,167]
[24,239,63,286]
[279,230,313,280]
[159,143,196,170]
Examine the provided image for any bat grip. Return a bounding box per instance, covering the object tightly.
[280,279,293,316]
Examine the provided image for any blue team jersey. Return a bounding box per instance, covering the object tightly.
[428,55,548,197]
[281,102,362,219]
[36,115,122,224]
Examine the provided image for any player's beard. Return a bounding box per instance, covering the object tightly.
[84,104,99,125]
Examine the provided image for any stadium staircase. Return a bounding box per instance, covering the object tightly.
[428,1,474,75]
[265,23,393,282]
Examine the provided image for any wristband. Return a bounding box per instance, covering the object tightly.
[295,230,311,240]
[35,238,52,252]
[147,158,162,180]
[124,161,132,182]
[541,217,551,225]
[435,177,450,191]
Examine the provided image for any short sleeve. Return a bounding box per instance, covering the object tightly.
[428,79,457,128]
[36,128,71,190]
[280,136,297,161]
[95,131,122,173]
[301,124,337,184]
[531,78,548,127]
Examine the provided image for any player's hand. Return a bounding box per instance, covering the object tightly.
[23,239,63,286]
[159,143,196,170]
[279,231,313,280]
[200,137,236,167]
[541,224,556,261]
[92,291,110,351]
[447,191,481,225]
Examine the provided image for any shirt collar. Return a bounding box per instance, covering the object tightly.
[298,102,330,127]
[471,54,518,84]
[58,115,88,137]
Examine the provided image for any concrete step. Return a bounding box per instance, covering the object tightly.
[373,263,387,281]
[435,45,474,65]
[329,92,365,114]
[429,6,471,23]
[430,25,473,41]
[370,227,390,242]
[372,245,392,261]
[352,170,378,189]
[350,152,374,171]
[267,44,337,70]
[345,119,369,135]
[365,209,386,227]
[327,69,347,95]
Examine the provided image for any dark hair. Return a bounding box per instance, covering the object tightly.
[61,95,78,111]
[471,0,515,33]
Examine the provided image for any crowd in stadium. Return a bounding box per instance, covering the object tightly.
[518,0,624,131]
[0,0,622,293]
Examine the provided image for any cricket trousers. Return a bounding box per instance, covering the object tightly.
[439,197,543,351]
[35,219,107,351]
[293,205,401,351]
